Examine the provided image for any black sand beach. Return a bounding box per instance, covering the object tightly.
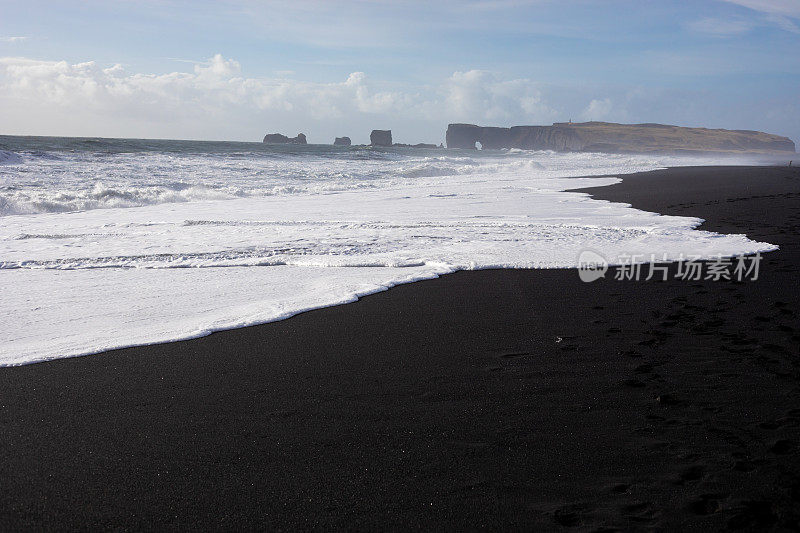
[2,165,799,530]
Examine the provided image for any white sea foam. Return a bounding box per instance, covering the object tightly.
[0,141,775,365]
[0,150,23,165]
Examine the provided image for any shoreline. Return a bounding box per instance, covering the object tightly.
[2,165,799,529]
[2,164,782,368]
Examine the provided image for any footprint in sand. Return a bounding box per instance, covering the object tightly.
[552,505,585,527]
[655,393,681,407]
[610,483,630,494]
[727,501,778,529]
[770,439,795,455]
[622,378,646,388]
[620,501,658,523]
[687,493,727,515]
[676,465,705,484]
[621,349,643,358]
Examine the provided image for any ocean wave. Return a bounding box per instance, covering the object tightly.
[0,246,431,270]
[15,233,85,240]
[0,139,776,366]
[399,162,473,178]
[0,182,240,215]
[0,178,391,216]
[0,150,23,165]
[0,143,748,218]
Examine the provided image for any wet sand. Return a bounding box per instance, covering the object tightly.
[1,165,799,530]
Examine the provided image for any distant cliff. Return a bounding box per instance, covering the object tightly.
[446,122,796,154]
[263,133,307,144]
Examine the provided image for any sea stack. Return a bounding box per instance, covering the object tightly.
[263,133,307,145]
[334,137,351,146]
[370,130,392,147]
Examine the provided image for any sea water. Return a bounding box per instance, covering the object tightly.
[0,137,775,365]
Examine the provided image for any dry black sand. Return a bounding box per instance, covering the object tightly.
[1,166,799,530]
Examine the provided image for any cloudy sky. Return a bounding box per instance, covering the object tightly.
[1,0,798,144]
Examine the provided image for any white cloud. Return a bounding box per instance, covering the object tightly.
[0,56,400,118]
[0,36,28,43]
[687,17,753,36]
[195,54,241,78]
[721,0,800,33]
[444,70,557,123]
[722,0,800,17]
[0,52,796,146]
[581,98,613,121]
[764,13,800,33]
[0,54,560,142]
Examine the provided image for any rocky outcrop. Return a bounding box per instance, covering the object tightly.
[446,122,796,154]
[263,133,307,144]
[370,130,392,147]
[446,124,481,150]
[334,137,351,146]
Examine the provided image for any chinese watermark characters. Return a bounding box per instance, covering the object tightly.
[578,251,762,283]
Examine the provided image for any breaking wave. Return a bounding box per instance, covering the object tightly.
[0,150,23,165]
[0,135,776,366]
[0,139,744,217]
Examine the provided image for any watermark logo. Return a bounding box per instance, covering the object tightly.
[578,251,762,282]
[577,249,609,282]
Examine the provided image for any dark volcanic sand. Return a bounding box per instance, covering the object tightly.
[1,166,799,530]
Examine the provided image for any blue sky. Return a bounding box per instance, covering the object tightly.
[1,0,798,145]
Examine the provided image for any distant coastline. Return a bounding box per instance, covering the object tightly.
[260,122,795,156]
[445,121,796,155]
